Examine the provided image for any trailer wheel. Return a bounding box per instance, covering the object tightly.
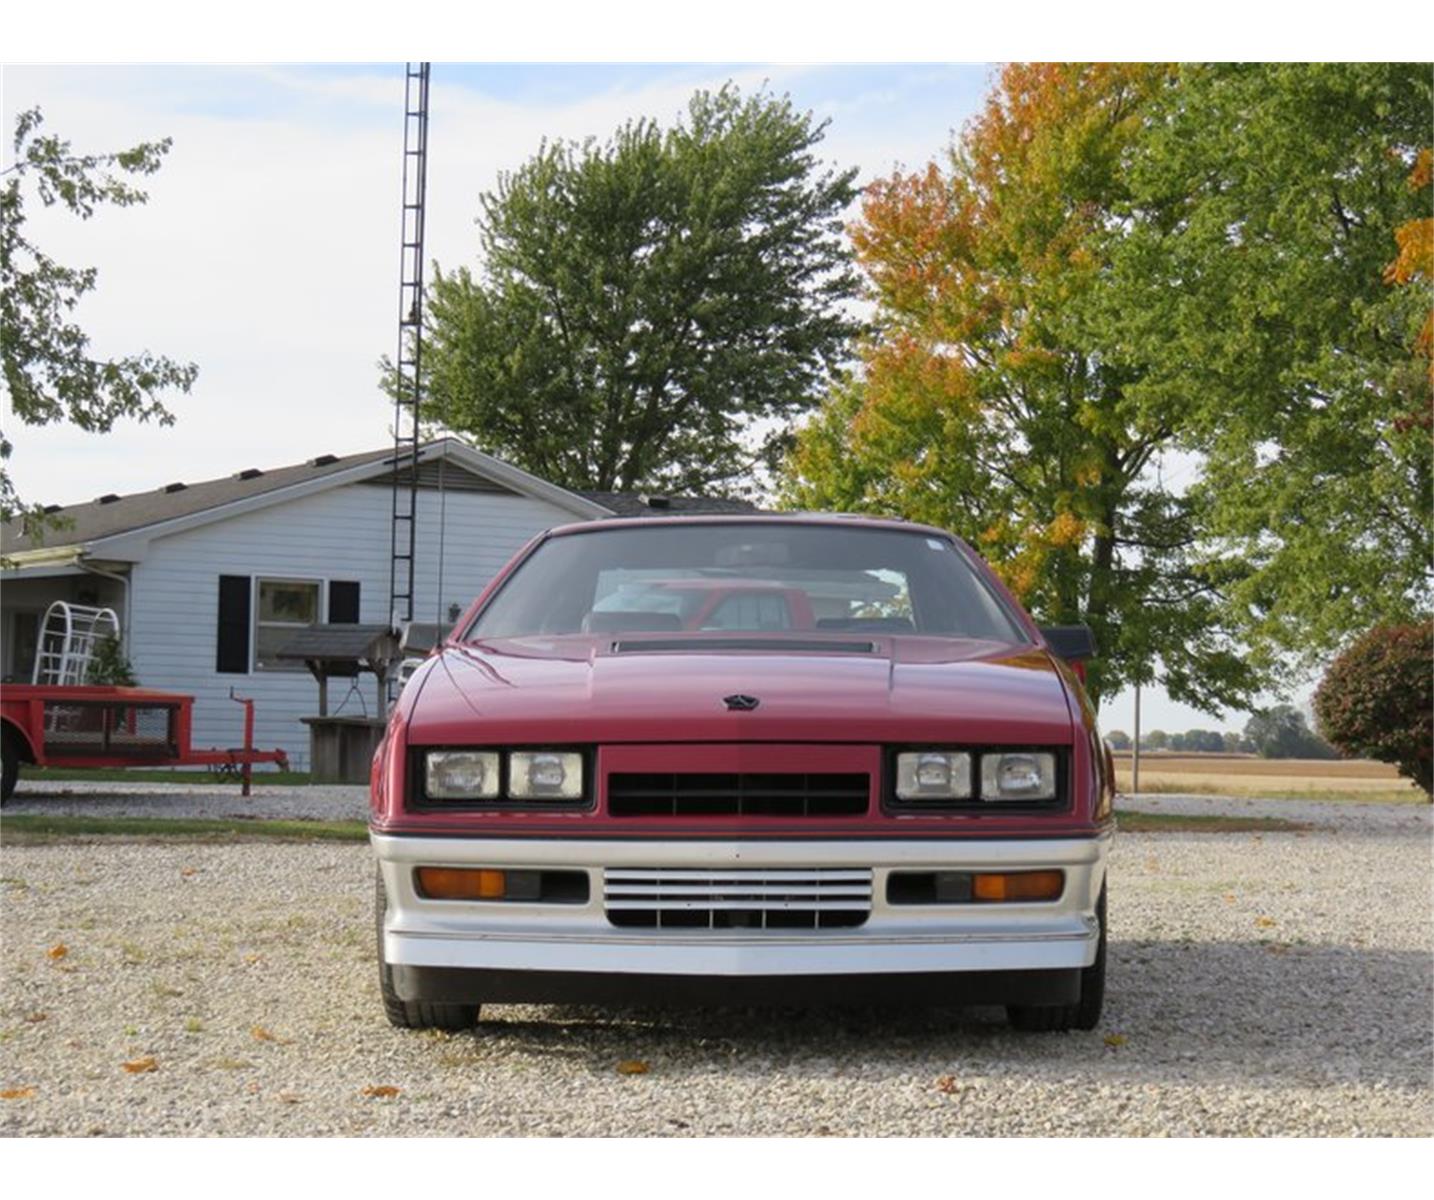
[1,727,19,805]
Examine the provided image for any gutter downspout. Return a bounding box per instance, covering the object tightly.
[77,559,132,655]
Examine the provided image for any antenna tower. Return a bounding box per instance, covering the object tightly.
[389,62,431,642]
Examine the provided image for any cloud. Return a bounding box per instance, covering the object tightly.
[2,63,986,505]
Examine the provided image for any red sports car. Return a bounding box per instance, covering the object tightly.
[370,515,1114,1031]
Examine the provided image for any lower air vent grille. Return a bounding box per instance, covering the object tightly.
[607,772,870,817]
[604,867,872,930]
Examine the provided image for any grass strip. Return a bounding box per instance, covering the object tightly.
[1,810,1307,842]
[0,814,368,843]
[1114,809,1312,833]
[23,768,313,786]
[1115,780,1419,804]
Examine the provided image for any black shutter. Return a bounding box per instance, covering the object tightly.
[328,580,361,624]
[216,575,251,673]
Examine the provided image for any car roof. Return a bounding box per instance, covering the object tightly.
[547,511,962,542]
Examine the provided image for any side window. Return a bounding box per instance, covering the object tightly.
[254,578,320,671]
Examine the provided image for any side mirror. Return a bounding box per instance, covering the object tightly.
[1039,624,1097,663]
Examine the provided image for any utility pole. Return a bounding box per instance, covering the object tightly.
[1132,681,1142,795]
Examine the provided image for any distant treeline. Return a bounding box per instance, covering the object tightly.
[1106,705,1338,760]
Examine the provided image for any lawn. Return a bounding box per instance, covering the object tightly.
[0,814,367,842]
[0,808,1305,842]
[19,767,314,787]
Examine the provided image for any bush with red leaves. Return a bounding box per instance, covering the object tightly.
[1314,622,1433,797]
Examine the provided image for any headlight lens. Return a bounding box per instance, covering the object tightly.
[896,751,972,800]
[981,752,1057,801]
[508,751,584,800]
[426,750,500,800]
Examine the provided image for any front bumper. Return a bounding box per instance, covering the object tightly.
[372,832,1110,1003]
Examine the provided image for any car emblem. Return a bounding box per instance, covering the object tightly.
[723,694,760,711]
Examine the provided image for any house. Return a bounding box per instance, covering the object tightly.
[0,438,756,770]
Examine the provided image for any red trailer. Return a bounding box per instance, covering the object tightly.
[1,684,289,802]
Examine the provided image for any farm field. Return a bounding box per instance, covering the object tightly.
[1112,752,1423,802]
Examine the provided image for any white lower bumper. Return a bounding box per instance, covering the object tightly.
[372,832,1111,978]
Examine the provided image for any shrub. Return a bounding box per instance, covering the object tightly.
[86,634,137,687]
[1314,622,1433,796]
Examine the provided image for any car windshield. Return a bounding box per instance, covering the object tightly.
[468,522,1028,643]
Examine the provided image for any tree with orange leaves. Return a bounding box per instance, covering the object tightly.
[784,62,1431,710]
[784,63,1256,710]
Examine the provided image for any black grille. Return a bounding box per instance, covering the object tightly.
[607,772,870,817]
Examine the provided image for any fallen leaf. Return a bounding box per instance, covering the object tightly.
[616,1059,649,1076]
[935,1075,958,1094]
[122,1056,158,1074]
[1222,893,1235,903]
[22,1012,47,1024]
[243,954,261,966]
[1103,1034,1127,1048]
[251,1026,276,1042]
[46,944,68,960]
[1,1087,36,1100]
[181,868,198,878]
[277,1090,301,1104]
[362,1085,401,1098]
[1255,916,1277,928]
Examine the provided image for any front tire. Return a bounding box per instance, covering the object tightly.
[375,873,480,1031]
[1007,882,1106,1033]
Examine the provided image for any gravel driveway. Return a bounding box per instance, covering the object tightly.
[1,789,1429,1136]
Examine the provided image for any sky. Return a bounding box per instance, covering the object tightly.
[0,60,1309,735]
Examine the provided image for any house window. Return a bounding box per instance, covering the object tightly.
[254,578,320,671]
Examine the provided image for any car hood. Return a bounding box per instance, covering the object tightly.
[405,635,1075,745]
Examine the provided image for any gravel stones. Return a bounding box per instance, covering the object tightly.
[1,797,1429,1136]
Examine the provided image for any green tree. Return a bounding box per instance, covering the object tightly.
[1242,705,1338,760]
[1104,64,1432,662]
[1182,729,1227,753]
[1,107,198,538]
[414,85,861,495]
[781,64,1257,711]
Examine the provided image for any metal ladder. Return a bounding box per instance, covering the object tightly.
[389,61,431,661]
[31,601,121,686]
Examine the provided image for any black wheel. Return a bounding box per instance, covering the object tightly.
[1007,882,1106,1033]
[1,727,19,805]
[375,873,479,1031]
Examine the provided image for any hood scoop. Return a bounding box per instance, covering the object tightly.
[611,637,877,655]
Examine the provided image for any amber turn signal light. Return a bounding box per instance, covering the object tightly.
[416,867,506,900]
[972,870,1064,902]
